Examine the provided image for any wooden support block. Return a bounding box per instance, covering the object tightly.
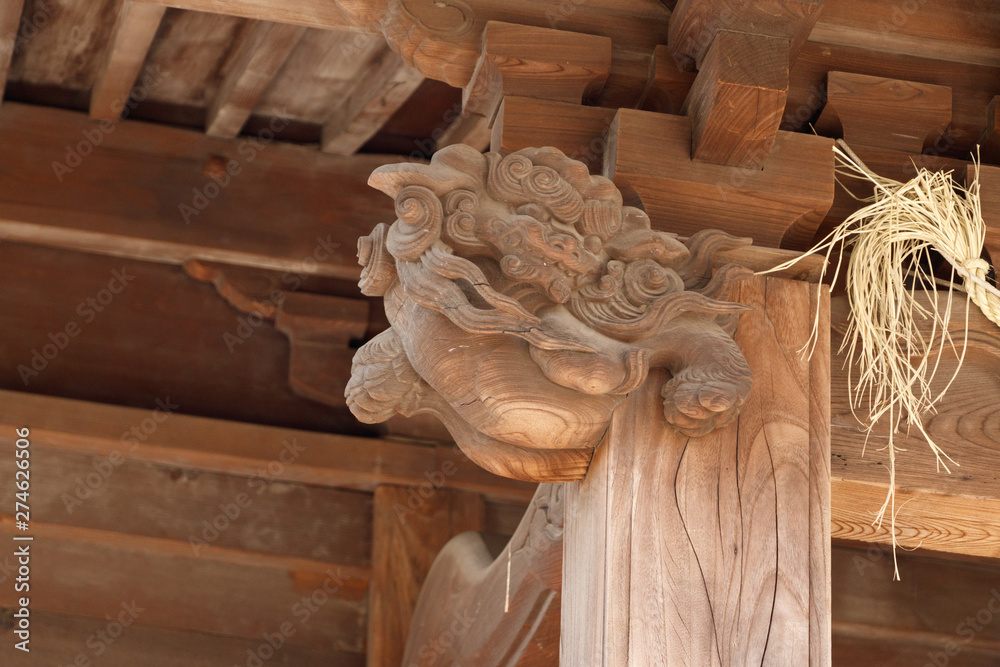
[402,484,562,666]
[981,95,1000,164]
[604,108,834,249]
[492,96,616,174]
[275,292,369,407]
[90,1,166,121]
[321,47,425,155]
[206,20,307,138]
[815,71,952,154]
[684,31,789,166]
[668,0,823,70]
[640,44,697,114]
[367,485,484,667]
[463,21,612,124]
[0,0,24,103]
[562,275,831,665]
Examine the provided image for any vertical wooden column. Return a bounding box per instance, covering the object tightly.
[367,485,484,667]
[562,275,831,665]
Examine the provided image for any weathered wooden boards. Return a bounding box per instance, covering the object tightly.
[562,276,831,665]
[0,0,24,101]
[367,486,484,667]
[206,20,307,138]
[829,295,1000,562]
[0,103,397,279]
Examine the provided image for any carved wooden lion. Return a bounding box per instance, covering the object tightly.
[346,145,753,481]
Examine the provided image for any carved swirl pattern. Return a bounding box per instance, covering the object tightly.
[348,145,755,481]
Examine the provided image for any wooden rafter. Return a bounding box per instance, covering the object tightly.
[90,0,166,121]
[320,47,424,156]
[206,20,307,138]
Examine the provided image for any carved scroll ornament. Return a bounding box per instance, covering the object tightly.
[346,145,754,482]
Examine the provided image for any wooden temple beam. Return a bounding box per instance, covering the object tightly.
[829,295,1000,562]
[321,47,425,156]
[0,518,370,651]
[0,0,24,102]
[205,20,307,138]
[90,0,166,121]
[0,389,536,505]
[435,111,491,152]
[0,102,397,280]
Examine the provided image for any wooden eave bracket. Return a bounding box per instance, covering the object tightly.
[463,21,613,127]
[666,0,823,167]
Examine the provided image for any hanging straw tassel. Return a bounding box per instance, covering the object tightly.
[763,140,1000,579]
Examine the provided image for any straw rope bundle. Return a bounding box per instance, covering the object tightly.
[765,140,1000,578]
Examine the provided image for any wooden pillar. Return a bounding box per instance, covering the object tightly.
[562,275,831,665]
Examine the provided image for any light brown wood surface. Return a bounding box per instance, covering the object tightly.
[321,46,425,155]
[815,71,952,154]
[604,108,834,249]
[90,0,165,120]
[562,275,830,665]
[684,31,789,166]
[205,20,306,138]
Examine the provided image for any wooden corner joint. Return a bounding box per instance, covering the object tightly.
[346,145,756,482]
[463,21,613,125]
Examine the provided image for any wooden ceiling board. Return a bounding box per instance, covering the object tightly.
[8,0,117,93]
[141,7,246,108]
[255,27,388,125]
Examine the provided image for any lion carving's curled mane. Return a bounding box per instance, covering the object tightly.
[347,145,753,481]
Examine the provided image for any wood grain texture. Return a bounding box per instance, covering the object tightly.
[973,163,1000,269]
[604,108,834,249]
[492,96,616,174]
[0,389,537,505]
[436,111,491,152]
[402,484,562,666]
[0,102,398,279]
[0,519,369,651]
[321,46,425,155]
[640,44,697,114]
[684,31,789,167]
[1,610,365,667]
[668,0,823,69]
[463,21,612,124]
[815,71,952,153]
[130,0,360,30]
[562,275,830,665]
[348,145,756,482]
[787,41,1000,160]
[367,485,484,667]
[205,20,306,137]
[811,0,1000,69]
[829,294,1000,561]
[90,0,165,120]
